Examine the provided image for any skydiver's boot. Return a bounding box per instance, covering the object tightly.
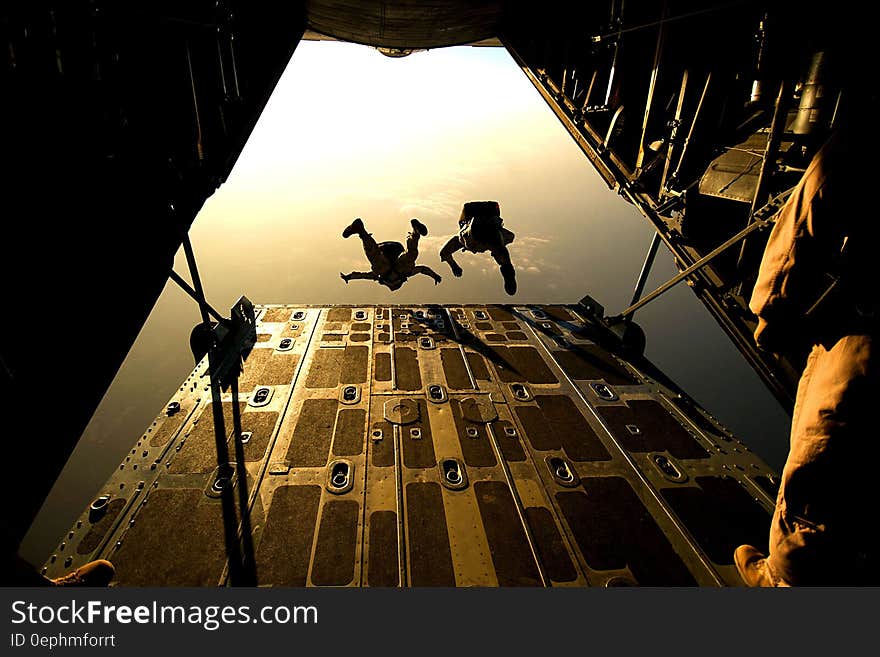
[410,218,428,236]
[500,263,517,295]
[342,218,365,238]
[48,559,115,587]
[734,545,789,587]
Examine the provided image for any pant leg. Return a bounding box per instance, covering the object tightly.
[768,334,878,585]
[396,230,420,270]
[359,232,391,275]
[489,245,512,268]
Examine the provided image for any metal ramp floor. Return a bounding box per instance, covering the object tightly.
[44,304,777,586]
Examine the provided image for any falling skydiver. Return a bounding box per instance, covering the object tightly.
[439,201,517,295]
[340,217,442,291]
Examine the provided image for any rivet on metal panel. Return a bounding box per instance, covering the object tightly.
[90,496,110,518]
[327,459,354,495]
[249,386,273,407]
[651,454,687,483]
[64,557,72,567]
[511,383,532,401]
[626,424,641,435]
[239,431,252,444]
[166,401,181,416]
[427,384,447,403]
[466,427,479,438]
[504,427,517,437]
[547,456,579,487]
[354,310,366,320]
[474,310,488,320]
[410,428,422,440]
[293,311,305,320]
[440,457,468,490]
[532,309,548,320]
[590,383,619,401]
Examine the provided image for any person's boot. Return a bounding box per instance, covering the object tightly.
[734,545,788,587]
[342,218,365,238]
[500,263,517,295]
[410,218,428,236]
[48,559,115,587]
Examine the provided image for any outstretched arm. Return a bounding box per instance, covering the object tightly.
[439,236,464,276]
[341,271,379,283]
[412,265,442,285]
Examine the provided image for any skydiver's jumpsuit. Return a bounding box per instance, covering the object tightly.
[749,128,879,585]
[344,224,440,291]
[440,201,516,279]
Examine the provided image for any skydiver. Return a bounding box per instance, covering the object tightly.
[439,200,517,295]
[340,217,442,291]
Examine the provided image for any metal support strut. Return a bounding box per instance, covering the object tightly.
[168,227,257,585]
[626,232,662,322]
[611,185,792,321]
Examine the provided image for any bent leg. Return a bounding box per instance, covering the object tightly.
[491,245,517,295]
[440,236,464,276]
[768,334,879,585]
[353,226,391,275]
[396,230,421,271]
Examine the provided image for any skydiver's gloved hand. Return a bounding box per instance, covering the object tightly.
[433,274,442,285]
[340,273,350,284]
[450,263,463,277]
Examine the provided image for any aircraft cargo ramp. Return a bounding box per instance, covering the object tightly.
[43,304,777,587]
